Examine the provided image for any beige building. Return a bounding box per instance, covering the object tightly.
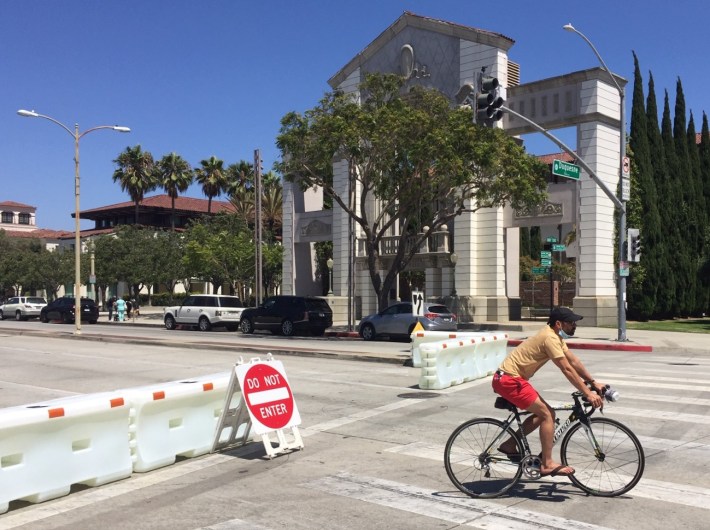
[282,12,625,327]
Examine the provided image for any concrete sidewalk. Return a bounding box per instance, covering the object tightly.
[102,306,710,356]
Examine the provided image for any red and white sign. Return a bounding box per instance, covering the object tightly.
[236,361,301,435]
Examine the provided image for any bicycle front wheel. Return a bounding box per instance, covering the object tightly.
[561,417,644,496]
[444,418,523,498]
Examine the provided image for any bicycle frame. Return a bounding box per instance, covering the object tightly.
[491,392,600,465]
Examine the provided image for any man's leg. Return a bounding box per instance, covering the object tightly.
[526,397,573,476]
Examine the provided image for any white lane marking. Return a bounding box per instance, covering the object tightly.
[389,441,710,510]
[201,518,271,529]
[0,454,238,529]
[302,399,424,435]
[596,372,710,385]
[304,472,614,530]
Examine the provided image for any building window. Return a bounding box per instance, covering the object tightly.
[18,213,30,225]
[1,212,13,224]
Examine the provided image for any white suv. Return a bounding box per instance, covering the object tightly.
[0,296,48,321]
[163,295,245,332]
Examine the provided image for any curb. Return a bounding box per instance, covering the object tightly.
[506,339,653,352]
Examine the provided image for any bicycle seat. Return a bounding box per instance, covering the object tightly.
[494,396,518,411]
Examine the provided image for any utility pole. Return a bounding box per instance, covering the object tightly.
[254,149,263,306]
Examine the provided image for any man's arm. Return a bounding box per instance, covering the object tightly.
[563,349,606,395]
[551,355,603,408]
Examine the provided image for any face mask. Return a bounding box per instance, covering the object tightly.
[559,328,572,339]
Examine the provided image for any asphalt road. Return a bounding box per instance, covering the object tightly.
[1,329,709,529]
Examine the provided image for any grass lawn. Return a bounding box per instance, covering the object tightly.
[625,318,710,334]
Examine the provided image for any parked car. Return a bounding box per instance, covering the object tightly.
[239,295,333,336]
[358,301,457,341]
[163,294,245,332]
[39,297,99,324]
[0,296,47,321]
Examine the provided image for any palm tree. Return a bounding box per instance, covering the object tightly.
[156,152,193,230]
[112,145,158,224]
[261,176,283,242]
[225,160,254,196]
[194,156,227,213]
[229,186,255,225]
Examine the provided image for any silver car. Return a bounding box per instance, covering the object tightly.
[358,302,457,341]
[0,296,48,321]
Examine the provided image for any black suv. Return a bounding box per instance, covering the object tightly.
[40,297,100,324]
[239,295,333,336]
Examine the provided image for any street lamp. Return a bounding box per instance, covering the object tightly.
[17,109,130,335]
[563,24,628,342]
[326,257,334,295]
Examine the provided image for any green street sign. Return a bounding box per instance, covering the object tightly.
[532,266,550,275]
[552,159,580,180]
[540,250,552,259]
[546,236,558,243]
[540,258,552,266]
[552,244,566,252]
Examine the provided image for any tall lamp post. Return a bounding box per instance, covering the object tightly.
[562,24,628,342]
[17,109,130,335]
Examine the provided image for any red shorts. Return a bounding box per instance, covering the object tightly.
[492,371,539,410]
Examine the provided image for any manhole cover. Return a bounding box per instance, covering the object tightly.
[398,392,440,399]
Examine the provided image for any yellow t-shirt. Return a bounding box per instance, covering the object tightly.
[499,325,568,380]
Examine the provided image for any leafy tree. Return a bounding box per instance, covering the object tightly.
[150,230,187,299]
[111,226,160,301]
[182,213,254,295]
[156,152,193,230]
[113,145,158,224]
[276,73,548,310]
[194,156,227,213]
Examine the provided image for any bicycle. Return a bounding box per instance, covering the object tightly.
[444,386,645,498]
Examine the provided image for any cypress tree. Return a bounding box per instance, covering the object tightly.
[699,113,710,313]
[530,226,542,260]
[687,112,706,315]
[661,90,682,316]
[520,227,531,258]
[673,79,695,316]
[627,53,659,320]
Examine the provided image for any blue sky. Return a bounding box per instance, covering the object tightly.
[2,0,708,230]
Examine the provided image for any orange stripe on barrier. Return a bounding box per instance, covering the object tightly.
[442,344,448,348]
[48,408,65,418]
[153,391,165,400]
[416,332,425,337]
[449,334,457,338]
[459,341,464,346]
[203,382,214,391]
[110,397,124,408]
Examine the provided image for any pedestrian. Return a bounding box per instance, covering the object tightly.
[116,298,126,322]
[492,306,605,478]
[126,299,132,319]
[107,297,115,322]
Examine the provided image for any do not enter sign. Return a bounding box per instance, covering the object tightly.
[236,361,301,435]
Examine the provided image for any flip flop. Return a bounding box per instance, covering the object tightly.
[540,465,575,477]
[497,447,522,463]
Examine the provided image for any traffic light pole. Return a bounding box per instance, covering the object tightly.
[502,105,627,340]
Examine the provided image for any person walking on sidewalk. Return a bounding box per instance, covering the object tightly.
[492,306,605,478]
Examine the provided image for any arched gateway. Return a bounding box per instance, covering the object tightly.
[282,12,625,327]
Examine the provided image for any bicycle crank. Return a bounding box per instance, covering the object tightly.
[522,455,542,479]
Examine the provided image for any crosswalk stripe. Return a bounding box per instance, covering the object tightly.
[387,441,710,510]
[596,372,710,385]
[304,472,614,530]
[201,518,271,529]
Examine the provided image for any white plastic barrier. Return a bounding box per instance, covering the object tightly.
[0,392,132,514]
[122,372,230,472]
[418,334,509,390]
[410,331,507,368]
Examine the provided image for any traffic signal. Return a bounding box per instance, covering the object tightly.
[627,228,641,262]
[476,76,504,125]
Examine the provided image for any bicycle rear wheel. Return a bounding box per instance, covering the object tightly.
[561,417,644,497]
[444,418,523,498]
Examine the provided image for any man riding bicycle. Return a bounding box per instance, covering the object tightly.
[492,306,605,477]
